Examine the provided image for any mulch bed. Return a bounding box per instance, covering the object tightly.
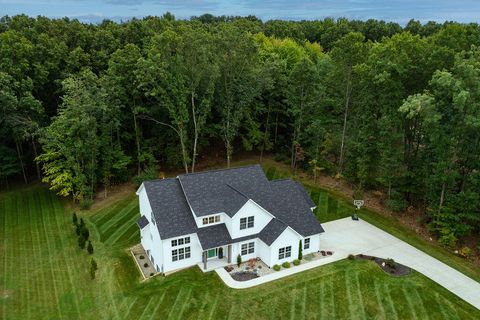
[355,254,411,276]
[230,271,259,281]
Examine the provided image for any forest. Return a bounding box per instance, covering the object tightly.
[1,13,479,249]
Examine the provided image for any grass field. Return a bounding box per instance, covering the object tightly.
[1,184,480,319]
[263,162,480,283]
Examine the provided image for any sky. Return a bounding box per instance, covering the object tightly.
[2,0,480,24]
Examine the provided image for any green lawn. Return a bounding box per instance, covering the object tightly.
[263,163,480,284]
[1,185,480,319]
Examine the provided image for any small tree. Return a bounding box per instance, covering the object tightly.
[90,258,98,280]
[298,240,303,260]
[237,254,242,267]
[78,235,86,249]
[79,218,85,228]
[87,241,94,254]
[75,224,81,235]
[72,212,78,226]
[81,227,90,241]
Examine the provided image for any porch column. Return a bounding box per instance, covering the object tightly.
[203,251,207,270]
[228,245,232,264]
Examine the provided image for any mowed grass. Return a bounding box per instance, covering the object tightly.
[2,185,480,319]
[263,163,480,283]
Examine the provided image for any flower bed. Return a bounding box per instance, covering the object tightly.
[355,254,411,276]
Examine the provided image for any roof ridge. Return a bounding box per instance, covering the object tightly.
[225,183,249,199]
[178,164,262,177]
[144,177,178,183]
[270,178,295,183]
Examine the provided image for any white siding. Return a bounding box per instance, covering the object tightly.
[229,200,272,239]
[256,239,272,266]
[302,234,321,255]
[137,184,153,221]
[231,239,258,263]
[138,185,164,272]
[269,228,302,266]
[162,233,203,273]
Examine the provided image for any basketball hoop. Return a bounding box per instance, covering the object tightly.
[353,200,364,210]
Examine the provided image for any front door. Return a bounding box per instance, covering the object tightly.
[207,248,217,259]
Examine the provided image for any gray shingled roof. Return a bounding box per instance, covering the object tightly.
[136,215,149,229]
[178,165,269,217]
[143,178,197,239]
[267,179,325,237]
[142,165,324,243]
[196,224,258,250]
[258,218,288,245]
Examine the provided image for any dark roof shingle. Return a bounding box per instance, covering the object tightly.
[142,165,324,242]
[143,178,197,239]
[136,215,149,229]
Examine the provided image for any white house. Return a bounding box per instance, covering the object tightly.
[136,165,324,275]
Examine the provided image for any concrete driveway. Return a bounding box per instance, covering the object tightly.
[321,217,480,310]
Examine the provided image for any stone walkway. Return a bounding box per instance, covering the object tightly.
[216,217,480,310]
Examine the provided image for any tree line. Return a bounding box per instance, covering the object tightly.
[1,13,480,248]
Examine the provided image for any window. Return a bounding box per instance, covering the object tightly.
[171,236,190,247]
[278,246,292,260]
[150,233,153,240]
[241,242,255,255]
[151,256,155,264]
[152,217,156,225]
[172,247,191,262]
[304,238,310,250]
[240,216,254,230]
[202,215,220,225]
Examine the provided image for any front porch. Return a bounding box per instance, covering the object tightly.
[199,244,232,272]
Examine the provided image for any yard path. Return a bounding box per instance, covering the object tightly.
[321,217,480,310]
[217,217,480,311]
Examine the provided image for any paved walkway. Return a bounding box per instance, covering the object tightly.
[216,217,480,310]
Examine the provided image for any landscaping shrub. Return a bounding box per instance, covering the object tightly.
[385,258,396,269]
[72,212,78,226]
[282,262,290,268]
[293,259,300,266]
[237,254,242,267]
[144,263,148,268]
[273,264,281,271]
[459,246,472,259]
[80,199,93,210]
[298,240,303,260]
[139,255,145,260]
[87,241,94,254]
[348,254,355,260]
[150,273,154,276]
[90,258,97,280]
[78,236,86,249]
[437,230,458,248]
